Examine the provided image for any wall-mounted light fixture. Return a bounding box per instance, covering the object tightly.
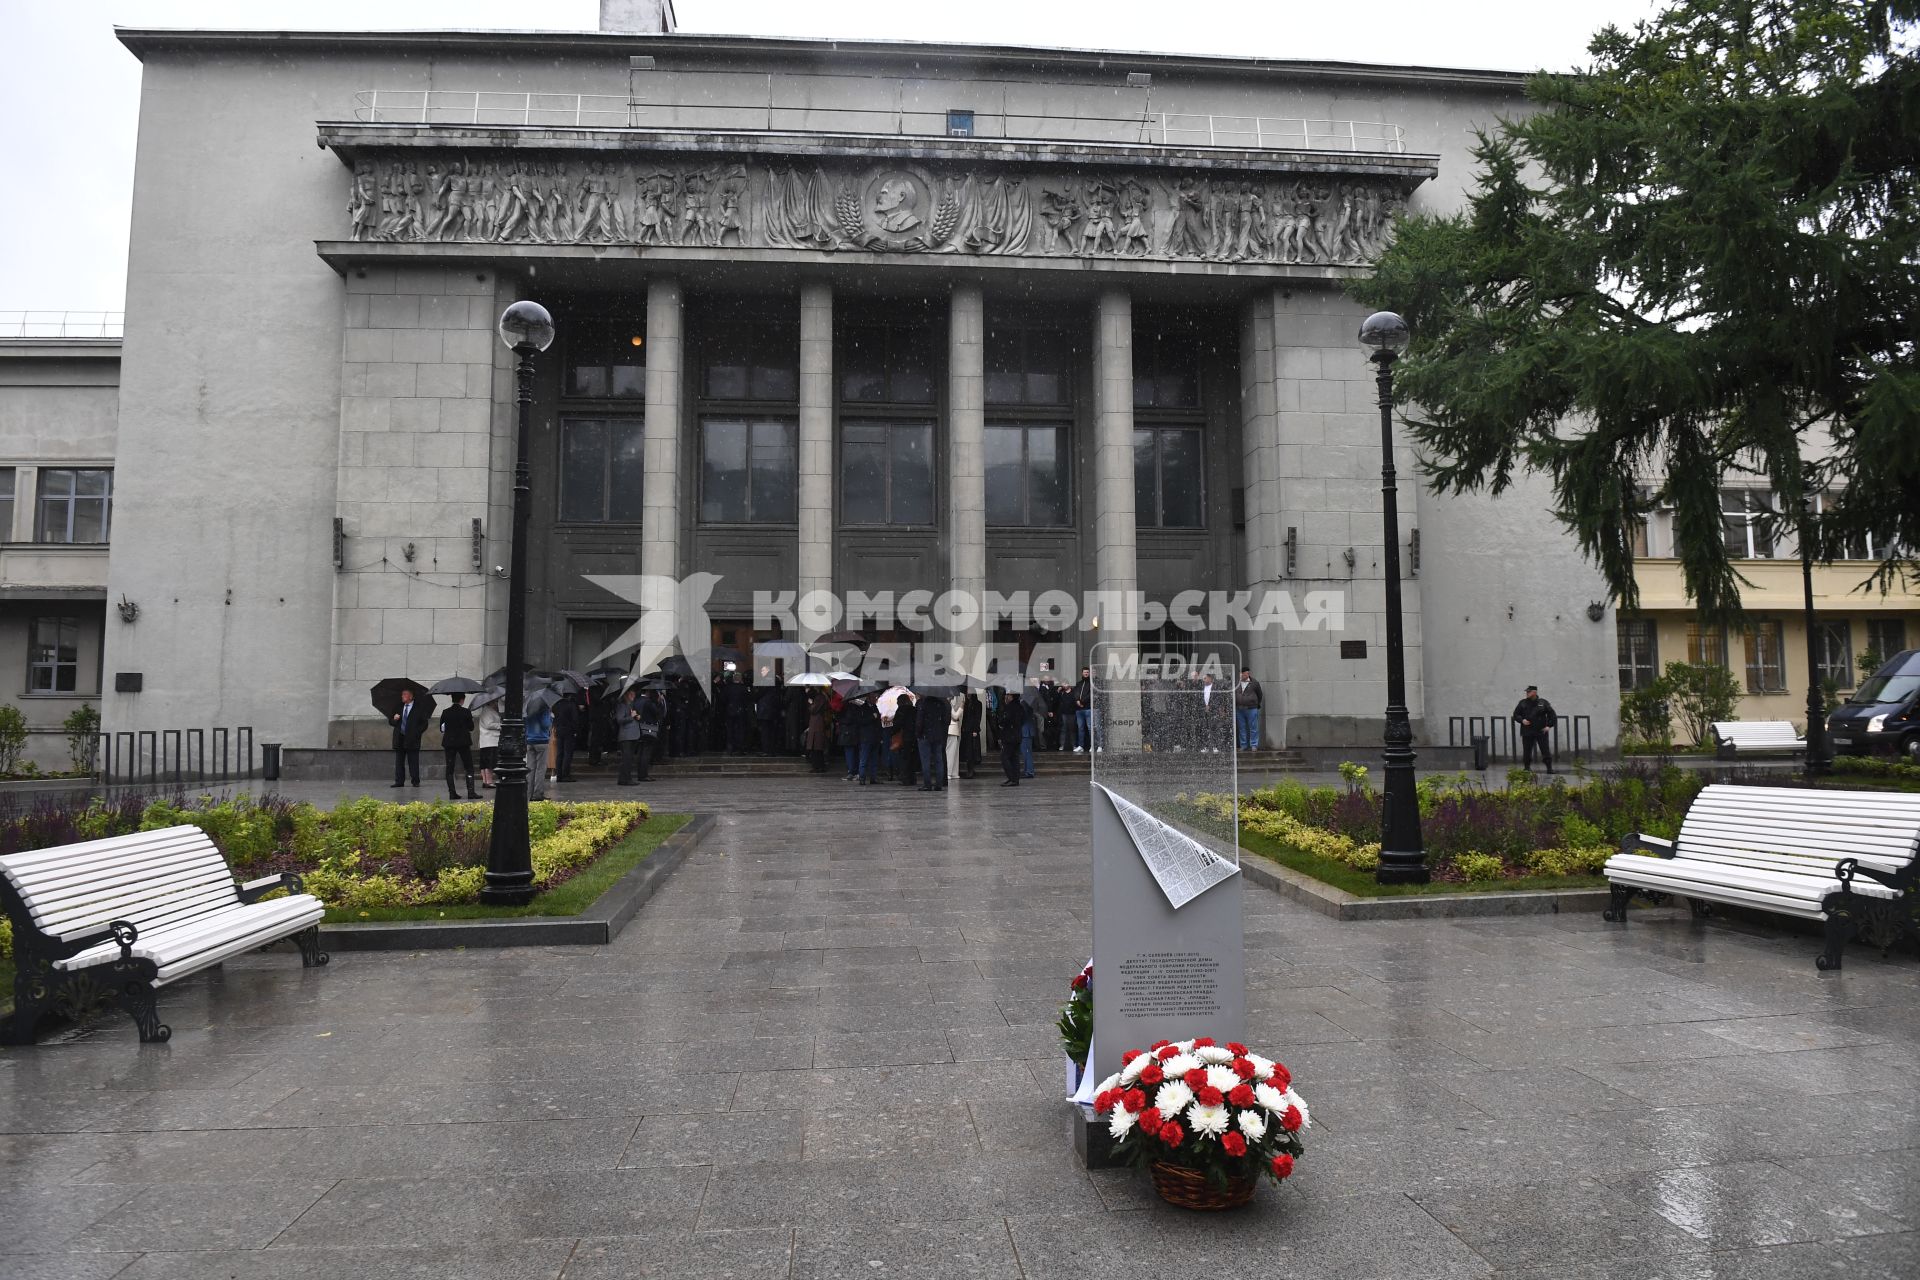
[1284,526,1297,576]
[332,517,344,570]
[1587,600,1607,622]
[471,517,484,572]
[117,595,140,624]
[1409,528,1420,578]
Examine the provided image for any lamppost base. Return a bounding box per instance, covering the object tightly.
[480,873,537,906]
[1375,855,1431,886]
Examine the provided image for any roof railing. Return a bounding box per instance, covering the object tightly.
[0,311,125,339]
[347,88,1407,154]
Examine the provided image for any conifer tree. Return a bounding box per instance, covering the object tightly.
[1351,0,1918,620]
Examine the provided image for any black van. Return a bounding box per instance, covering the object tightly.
[1827,649,1920,761]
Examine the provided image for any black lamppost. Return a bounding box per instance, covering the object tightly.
[481,300,554,905]
[1798,494,1833,779]
[1360,311,1427,885]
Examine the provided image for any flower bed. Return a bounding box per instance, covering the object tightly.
[1183,763,1707,891]
[0,793,650,968]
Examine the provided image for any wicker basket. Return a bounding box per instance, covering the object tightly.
[1149,1160,1257,1211]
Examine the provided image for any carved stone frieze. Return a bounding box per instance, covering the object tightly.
[345,150,1404,266]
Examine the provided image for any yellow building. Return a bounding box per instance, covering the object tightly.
[1618,486,1918,740]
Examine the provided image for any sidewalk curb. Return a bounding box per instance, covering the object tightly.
[1237,853,1610,921]
[318,812,715,950]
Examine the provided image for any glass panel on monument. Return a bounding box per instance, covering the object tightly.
[1077,641,1244,1142]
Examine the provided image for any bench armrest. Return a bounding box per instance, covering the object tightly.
[1621,834,1676,858]
[1834,858,1907,892]
[236,872,307,904]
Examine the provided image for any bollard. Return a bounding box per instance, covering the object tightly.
[1471,734,1489,771]
[262,743,283,782]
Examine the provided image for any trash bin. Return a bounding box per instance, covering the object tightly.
[262,742,283,781]
[1470,734,1490,771]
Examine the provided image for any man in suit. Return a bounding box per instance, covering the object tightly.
[916,691,951,791]
[390,687,428,788]
[439,692,479,799]
[996,688,1028,787]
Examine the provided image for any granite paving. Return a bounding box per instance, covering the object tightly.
[2,772,1917,1278]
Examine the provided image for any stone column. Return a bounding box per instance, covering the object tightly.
[640,276,684,646]
[948,284,986,672]
[797,281,834,641]
[1238,291,1283,747]
[11,466,37,542]
[1092,287,1140,746]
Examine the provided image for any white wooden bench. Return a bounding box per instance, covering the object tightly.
[0,824,328,1044]
[1602,784,1920,970]
[1710,720,1807,759]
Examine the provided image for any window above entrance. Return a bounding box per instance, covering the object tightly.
[564,320,646,398]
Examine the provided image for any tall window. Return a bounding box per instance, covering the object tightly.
[1742,619,1786,693]
[0,468,13,539]
[563,320,646,398]
[1618,618,1658,690]
[1813,491,1905,560]
[28,616,79,693]
[1867,619,1907,665]
[840,323,934,404]
[985,424,1070,526]
[1720,488,1775,559]
[700,419,797,524]
[558,418,644,523]
[1815,620,1853,688]
[985,327,1071,406]
[1132,329,1201,409]
[1134,427,1203,528]
[703,321,799,402]
[841,423,934,525]
[35,469,112,544]
[1686,622,1727,668]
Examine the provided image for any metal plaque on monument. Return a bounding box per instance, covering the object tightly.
[1072,641,1245,1168]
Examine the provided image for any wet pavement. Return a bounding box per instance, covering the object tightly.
[2,772,1917,1278]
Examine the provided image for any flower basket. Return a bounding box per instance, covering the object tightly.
[1065,1054,1085,1097]
[1090,1036,1308,1211]
[1150,1160,1256,1211]
[1056,960,1093,1069]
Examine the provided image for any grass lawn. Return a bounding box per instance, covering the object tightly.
[322,811,691,924]
[1238,825,1607,898]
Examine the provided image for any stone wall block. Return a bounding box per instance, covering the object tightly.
[363,363,417,399]
[391,330,445,366]
[382,608,434,646]
[368,294,422,329]
[442,328,494,365]
[390,398,442,434]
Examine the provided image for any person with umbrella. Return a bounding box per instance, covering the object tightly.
[440,693,479,799]
[996,685,1029,787]
[804,686,830,772]
[388,685,431,788]
[615,685,657,785]
[853,690,883,784]
[525,692,553,800]
[473,688,503,788]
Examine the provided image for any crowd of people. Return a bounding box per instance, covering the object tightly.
[393,663,1268,796]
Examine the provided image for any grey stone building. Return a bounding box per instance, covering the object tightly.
[100,3,1620,758]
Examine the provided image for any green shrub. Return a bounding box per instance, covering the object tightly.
[1337,760,1370,791]
[1831,755,1920,782]
[1619,685,1672,746]
[62,704,100,773]
[1662,661,1743,746]
[0,705,26,775]
[1456,852,1507,881]
[1506,767,1535,789]
[1557,813,1606,849]
[1523,845,1612,876]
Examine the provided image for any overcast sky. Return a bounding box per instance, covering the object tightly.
[0,0,1667,316]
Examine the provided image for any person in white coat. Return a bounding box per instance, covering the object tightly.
[474,699,503,788]
[946,695,963,781]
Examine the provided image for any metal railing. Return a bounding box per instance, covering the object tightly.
[1446,714,1593,766]
[92,727,256,785]
[348,87,1407,154]
[0,311,124,339]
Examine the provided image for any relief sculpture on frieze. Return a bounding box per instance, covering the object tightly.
[343,149,1406,268]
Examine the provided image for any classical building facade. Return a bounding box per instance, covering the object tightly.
[101,8,1622,757]
[0,325,118,770]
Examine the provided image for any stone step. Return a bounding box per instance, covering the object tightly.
[610,749,1315,778]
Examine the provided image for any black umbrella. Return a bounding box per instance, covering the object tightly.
[818,630,869,645]
[525,683,567,715]
[585,663,628,683]
[656,655,696,678]
[370,678,436,723]
[429,676,485,695]
[556,669,591,691]
[912,684,964,698]
[468,687,504,711]
[709,645,745,664]
[484,663,535,686]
